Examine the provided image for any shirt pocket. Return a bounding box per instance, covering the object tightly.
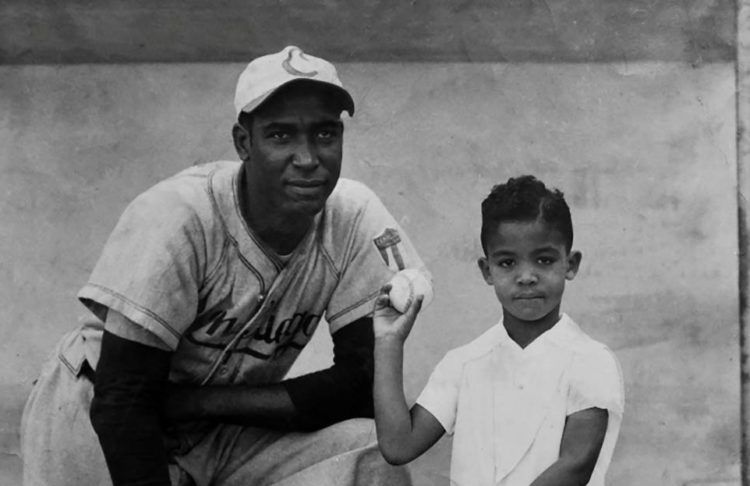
[57,330,88,378]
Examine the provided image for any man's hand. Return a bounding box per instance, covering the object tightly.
[372,284,423,343]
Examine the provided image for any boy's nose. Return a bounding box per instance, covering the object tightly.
[516,268,538,285]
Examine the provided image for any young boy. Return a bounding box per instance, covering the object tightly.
[373,175,624,485]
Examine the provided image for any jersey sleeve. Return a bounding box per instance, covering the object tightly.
[324,181,427,333]
[415,351,462,435]
[77,186,206,350]
[566,346,625,417]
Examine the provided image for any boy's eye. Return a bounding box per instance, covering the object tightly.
[537,256,556,265]
[498,259,514,268]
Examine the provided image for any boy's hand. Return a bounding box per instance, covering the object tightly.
[373,284,423,343]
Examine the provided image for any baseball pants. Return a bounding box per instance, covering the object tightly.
[21,341,412,486]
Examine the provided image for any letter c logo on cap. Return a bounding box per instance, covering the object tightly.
[282,47,318,77]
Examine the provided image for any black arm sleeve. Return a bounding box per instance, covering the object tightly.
[89,330,172,486]
[282,316,374,431]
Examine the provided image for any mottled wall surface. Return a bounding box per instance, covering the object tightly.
[0,0,734,63]
[0,62,738,485]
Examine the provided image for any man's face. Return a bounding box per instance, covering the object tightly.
[478,219,580,327]
[237,85,344,217]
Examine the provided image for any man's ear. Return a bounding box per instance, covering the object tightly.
[565,250,582,281]
[477,257,493,285]
[232,122,252,161]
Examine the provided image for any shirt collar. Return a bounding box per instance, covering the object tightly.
[210,162,321,274]
[493,312,581,352]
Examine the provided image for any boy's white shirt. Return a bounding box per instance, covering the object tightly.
[416,313,624,486]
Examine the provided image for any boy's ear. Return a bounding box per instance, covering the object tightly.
[477,257,493,285]
[565,250,582,280]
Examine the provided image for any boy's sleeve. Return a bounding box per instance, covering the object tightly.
[415,351,462,434]
[566,346,625,484]
[77,189,205,350]
[325,182,427,334]
[567,346,625,417]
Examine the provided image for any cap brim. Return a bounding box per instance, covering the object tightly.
[239,79,355,118]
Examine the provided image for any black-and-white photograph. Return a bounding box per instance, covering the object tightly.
[0,1,741,485]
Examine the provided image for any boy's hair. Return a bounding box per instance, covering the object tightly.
[480,175,574,253]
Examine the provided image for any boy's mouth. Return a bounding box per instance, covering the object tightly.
[514,293,544,300]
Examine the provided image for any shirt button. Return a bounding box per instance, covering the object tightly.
[219,366,229,375]
[258,293,266,303]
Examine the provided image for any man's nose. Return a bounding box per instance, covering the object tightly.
[292,140,317,169]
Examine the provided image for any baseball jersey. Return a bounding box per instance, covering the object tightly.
[416,313,624,486]
[59,161,425,387]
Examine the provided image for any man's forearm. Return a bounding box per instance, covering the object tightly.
[165,317,376,430]
[91,390,172,486]
[162,381,296,429]
[91,331,172,486]
[164,366,369,431]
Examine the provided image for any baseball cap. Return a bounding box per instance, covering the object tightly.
[234,45,355,118]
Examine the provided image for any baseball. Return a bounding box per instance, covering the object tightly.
[387,268,433,313]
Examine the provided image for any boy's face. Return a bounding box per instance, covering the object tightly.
[477,218,581,327]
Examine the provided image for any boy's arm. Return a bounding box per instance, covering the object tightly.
[529,407,609,486]
[373,288,446,465]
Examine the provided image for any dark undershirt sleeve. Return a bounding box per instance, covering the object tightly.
[282,316,375,431]
[89,330,173,486]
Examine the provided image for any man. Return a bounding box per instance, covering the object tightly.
[21,46,427,486]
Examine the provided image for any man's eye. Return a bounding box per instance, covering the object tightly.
[269,131,290,140]
[317,129,339,141]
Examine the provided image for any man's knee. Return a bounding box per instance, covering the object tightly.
[316,418,377,451]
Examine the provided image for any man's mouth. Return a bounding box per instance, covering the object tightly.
[287,179,325,188]
[286,179,327,196]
